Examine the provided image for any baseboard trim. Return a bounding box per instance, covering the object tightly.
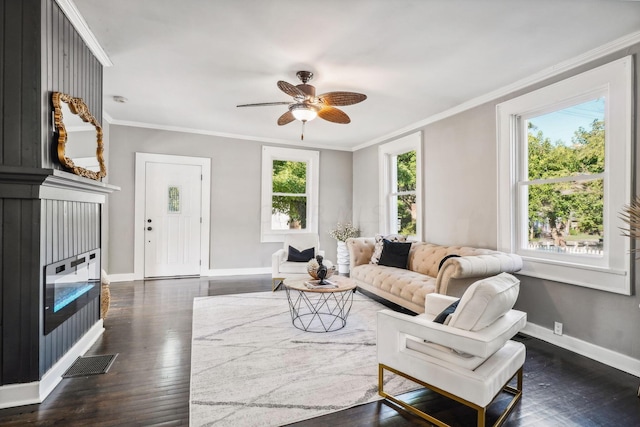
[522,322,640,377]
[108,268,270,282]
[0,382,39,410]
[203,267,271,277]
[108,273,135,283]
[0,320,104,409]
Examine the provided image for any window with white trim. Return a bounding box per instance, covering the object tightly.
[379,132,422,240]
[497,56,633,294]
[261,146,319,242]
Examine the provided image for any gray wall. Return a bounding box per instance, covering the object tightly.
[106,125,352,274]
[353,46,640,360]
[352,144,379,237]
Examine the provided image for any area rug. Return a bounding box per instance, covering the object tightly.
[189,291,417,426]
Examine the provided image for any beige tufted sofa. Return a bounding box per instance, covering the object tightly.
[346,237,523,313]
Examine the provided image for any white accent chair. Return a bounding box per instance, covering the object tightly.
[377,272,526,427]
[271,233,324,291]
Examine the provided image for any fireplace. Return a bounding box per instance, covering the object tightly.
[44,248,101,335]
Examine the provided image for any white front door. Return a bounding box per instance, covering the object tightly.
[144,162,202,277]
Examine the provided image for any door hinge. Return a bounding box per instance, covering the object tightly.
[200,217,202,223]
[199,260,201,265]
[201,174,203,180]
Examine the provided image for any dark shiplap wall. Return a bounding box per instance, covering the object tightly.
[1,0,102,170]
[0,0,42,168]
[0,198,41,384]
[40,201,101,375]
[43,200,100,265]
[0,0,104,384]
[41,0,103,169]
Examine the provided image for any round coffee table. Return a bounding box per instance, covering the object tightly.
[283,276,356,332]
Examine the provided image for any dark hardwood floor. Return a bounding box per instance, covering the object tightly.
[0,276,638,426]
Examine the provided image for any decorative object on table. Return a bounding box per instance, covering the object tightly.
[329,222,360,274]
[304,279,338,289]
[307,256,335,280]
[315,255,328,284]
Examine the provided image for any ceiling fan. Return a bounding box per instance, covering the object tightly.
[237,71,367,139]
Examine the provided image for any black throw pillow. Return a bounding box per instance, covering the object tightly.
[377,239,412,269]
[433,299,460,324]
[287,246,315,262]
[438,254,461,271]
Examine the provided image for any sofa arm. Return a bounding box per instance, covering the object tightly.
[346,237,375,269]
[436,253,523,296]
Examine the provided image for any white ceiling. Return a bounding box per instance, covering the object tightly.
[72,0,640,151]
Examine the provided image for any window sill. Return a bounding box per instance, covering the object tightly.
[517,256,630,295]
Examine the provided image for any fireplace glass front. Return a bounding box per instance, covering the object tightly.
[44,248,100,335]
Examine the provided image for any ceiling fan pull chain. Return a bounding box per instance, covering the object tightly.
[301,121,305,140]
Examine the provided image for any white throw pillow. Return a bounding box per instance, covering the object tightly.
[448,272,520,331]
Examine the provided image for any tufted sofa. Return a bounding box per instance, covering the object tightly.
[346,237,523,313]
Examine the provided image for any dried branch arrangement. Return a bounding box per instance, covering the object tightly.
[620,195,640,252]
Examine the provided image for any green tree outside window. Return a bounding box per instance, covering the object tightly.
[526,113,605,251]
[272,160,308,229]
[397,151,417,235]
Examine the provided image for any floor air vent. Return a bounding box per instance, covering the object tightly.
[62,354,118,378]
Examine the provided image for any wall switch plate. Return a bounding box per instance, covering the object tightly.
[554,321,563,335]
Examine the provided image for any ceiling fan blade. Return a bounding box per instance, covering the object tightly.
[317,91,367,106]
[277,110,295,126]
[277,81,306,98]
[318,106,351,124]
[237,101,291,107]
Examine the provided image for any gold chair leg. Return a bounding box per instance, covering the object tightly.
[272,278,283,292]
[379,364,523,427]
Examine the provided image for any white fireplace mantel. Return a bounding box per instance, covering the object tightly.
[0,167,120,203]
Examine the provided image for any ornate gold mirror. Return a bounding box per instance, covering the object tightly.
[52,92,106,180]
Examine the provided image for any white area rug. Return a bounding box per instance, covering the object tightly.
[189,291,416,426]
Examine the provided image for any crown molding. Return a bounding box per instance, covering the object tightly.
[55,0,112,67]
[353,30,640,152]
[104,117,353,152]
[102,111,113,124]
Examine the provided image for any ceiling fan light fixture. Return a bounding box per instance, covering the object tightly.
[290,104,319,122]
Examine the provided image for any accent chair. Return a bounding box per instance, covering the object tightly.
[271,233,324,291]
[377,272,526,427]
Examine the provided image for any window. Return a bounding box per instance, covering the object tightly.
[497,56,632,294]
[523,99,605,258]
[379,132,422,239]
[261,146,319,242]
[168,186,181,213]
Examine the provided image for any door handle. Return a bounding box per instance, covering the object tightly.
[147,227,153,231]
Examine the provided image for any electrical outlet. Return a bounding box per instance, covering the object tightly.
[554,321,563,335]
